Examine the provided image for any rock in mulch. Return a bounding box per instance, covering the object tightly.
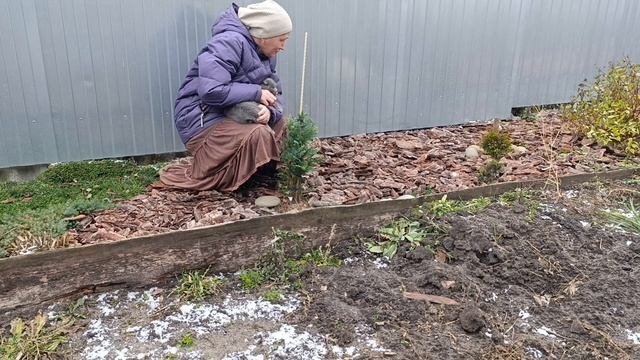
[465,145,481,160]
[255,195,281,208]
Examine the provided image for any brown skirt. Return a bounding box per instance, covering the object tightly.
[160,119,287,192]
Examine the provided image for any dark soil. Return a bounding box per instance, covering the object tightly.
[7,178,640,359]
[292,180,640,359]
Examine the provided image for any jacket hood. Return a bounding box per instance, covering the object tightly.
[211,4,254,43]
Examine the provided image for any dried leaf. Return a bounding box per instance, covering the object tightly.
[435,250,449,264]
[441,280,456,289]
[402,291,458,305]
[533,294,551,307]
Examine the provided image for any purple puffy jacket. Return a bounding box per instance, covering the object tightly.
[174,4,284,145]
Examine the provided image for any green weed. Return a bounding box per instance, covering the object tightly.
[172,269,224,302]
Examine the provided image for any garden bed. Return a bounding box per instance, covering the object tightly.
[6,176,640,359]
[70,112,636,246]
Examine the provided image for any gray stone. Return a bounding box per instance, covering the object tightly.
[511,145,528,157]
[465,145,480,160]
[255,195,281,208]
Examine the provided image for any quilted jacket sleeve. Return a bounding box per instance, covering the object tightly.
[197,35,262,107]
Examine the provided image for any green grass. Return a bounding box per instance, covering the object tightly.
[604,200,640,234]
[497,189,540,220]
[0,313,73,359]
[413,195,492,219]
[239,270,266,290]
[178,333,194,348]
[0,160,160,257]
[263,289,283,304]
[239,229,342,291]
[172,269,225,302]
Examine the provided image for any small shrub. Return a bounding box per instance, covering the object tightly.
[563,57,640,155]
[279,113,320,201]
[478,129,512,183]
[481,130,512,160]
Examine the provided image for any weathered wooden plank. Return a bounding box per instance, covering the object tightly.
[0,168,635,318]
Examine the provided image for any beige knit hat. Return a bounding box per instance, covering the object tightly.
[238,0,292,39]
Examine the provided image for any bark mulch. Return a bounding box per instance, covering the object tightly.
[71,112,635,245]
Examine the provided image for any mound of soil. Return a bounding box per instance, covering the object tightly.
[294,181,640,359]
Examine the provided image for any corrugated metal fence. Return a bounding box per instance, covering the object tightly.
[1,0,639,168]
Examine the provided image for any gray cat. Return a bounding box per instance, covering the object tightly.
[225,78,281,124]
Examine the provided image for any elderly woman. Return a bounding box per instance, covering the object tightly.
[160,0,291,192]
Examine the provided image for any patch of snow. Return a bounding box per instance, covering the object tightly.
[580,221,591,228]
[535,326,557,338]
[185,351,204,359]
[626,330,640,345]
[114,348,129,360]
[331,345,359,358]
[343,257,359,264]
[135,350,158,359]
[164,346,178,355]
[82,319,113,360]
[142,288,161,311]
[96,293,117,317]
[127,291,139,301]
[262,324,327,359]
[356,326,389,353]
[372,257,388,268]
[519,309,531,320]
[526,347,544,359]
[540,203,554,214]
[223,346,264,360]
[485,292,498,302]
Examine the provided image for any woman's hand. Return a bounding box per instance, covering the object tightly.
[260,89,276,106]
[256,104,270,125]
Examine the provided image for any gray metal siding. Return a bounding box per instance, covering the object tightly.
[1,0,639,168]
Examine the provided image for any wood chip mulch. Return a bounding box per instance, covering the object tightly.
[71,112,634,245]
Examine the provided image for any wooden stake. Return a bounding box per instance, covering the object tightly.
[299,32,308,116]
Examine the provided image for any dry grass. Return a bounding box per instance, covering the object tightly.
[538,114,565,197]
[0,313,74,359]
[8,232,76,256]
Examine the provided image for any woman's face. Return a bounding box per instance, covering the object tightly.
[255,33,290,58]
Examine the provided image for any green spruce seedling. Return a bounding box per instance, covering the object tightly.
[278,112,320,202]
